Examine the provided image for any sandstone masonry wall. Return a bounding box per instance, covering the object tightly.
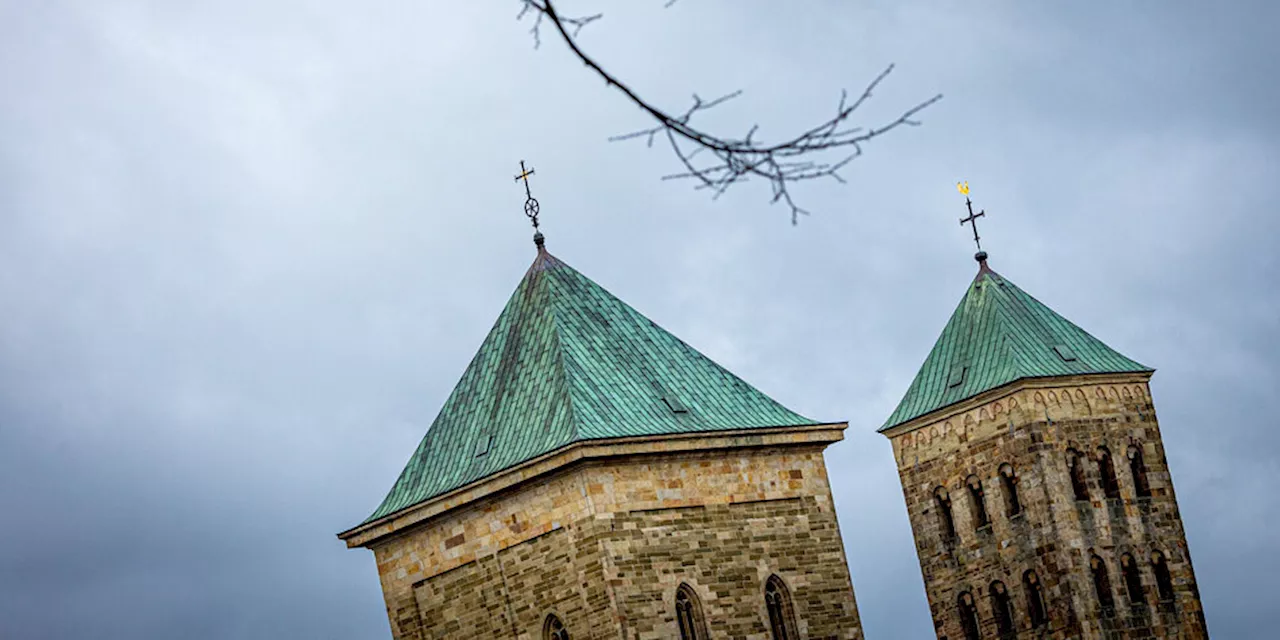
[887,377,1208,640]
[367,443,863,639]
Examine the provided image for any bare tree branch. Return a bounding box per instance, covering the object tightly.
[518,0,943,224]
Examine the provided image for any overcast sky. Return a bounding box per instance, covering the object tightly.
[2,1,1277,638]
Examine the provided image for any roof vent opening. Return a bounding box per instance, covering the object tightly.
[947,364,968,388]
[661,396,689,414]
[1053,345,1078,362]
[474,433,493,457]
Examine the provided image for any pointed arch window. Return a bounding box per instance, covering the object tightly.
[1097,447,1121,500]
[1128,444,1152,498]
[544,614,570,640]
[935,487,956,543]
[1151,551,1175,603]
[957,591,981,640]
[967,475,990,529]
[990,581,1016,638]
[1023,570,1048,628]
[1067,449,1089,501]
[1090,554,1116,616]
[675,583,708,640]
[999,463,1023,517]
[765,575,798,640]
[1120,553,1145,606]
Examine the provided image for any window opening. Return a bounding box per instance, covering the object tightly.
[958,591,980,640]
[1067,449,1089,501]
[967,475,990,529]
[1098,447,1121,500]
[1128,444,1152,498]
[1120,553,1145,605]
[1090,555,1116,616]
[675,583,707,640]
[1024,570,1048,628]
[765,575,798,640]
[990,581,1016,638]
[999,464,1022,517]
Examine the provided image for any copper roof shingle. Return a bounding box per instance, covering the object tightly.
[359,248,815,524]
[881,257,1152,432]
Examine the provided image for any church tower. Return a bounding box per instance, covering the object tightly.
[879,241,1209,638]
[339,225,863,638]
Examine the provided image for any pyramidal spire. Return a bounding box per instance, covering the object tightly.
[361,248,815,524]
[880,186,1152,432]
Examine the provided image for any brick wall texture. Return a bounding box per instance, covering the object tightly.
[366,444,863,639]
[886,376,1208,639]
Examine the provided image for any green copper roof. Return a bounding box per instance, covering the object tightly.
[362,248,814,524]
[880,257,1151,432]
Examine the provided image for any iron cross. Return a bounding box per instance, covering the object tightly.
[958,182,985,252]
[514,160,540,230]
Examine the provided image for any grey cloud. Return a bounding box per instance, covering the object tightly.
[1,1,1276,638]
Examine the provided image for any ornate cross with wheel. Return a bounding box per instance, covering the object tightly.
[514,160,540,231]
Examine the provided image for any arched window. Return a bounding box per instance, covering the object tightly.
[957,591,981,640]
[935,487,956,543]
[1151,551,1175,603]
[1023,570,1048,628]
[1120,553,1145,605]
[675,583,708,640]
[1127,444,1152,498]
[1067,449,1089,501]
[544,614,570,640]
[765,575,798,640]
[989,581,1016,638]
[1090,554,1116,615]
[967,475,990,529]
[1097,447,1121,500]
[999,464,1022,517]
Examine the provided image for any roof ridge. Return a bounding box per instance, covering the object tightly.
[542,257,584,444]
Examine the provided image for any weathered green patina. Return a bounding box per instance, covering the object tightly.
[362,248,815,524]
[881,257,1152,432]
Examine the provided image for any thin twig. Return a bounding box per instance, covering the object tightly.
[518,0,942,223]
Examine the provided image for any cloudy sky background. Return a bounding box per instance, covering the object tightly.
[2,1,1277,638]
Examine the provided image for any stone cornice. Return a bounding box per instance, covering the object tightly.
[879,372,1154,440]
[338,423,847,548]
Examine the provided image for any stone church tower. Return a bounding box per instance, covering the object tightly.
[879,249,1208,639]
[339,235,863,639]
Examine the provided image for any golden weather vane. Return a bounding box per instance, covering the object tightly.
[957,181,986,255]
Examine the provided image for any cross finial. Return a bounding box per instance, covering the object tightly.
[514,160,543,248]
[957,181,987,261]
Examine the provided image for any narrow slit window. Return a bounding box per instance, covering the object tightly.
[1091,555,1116,615]
[967,475,990,529]
[935,487,957,544]
[1024,570,1048,628]
[999,464,1022,517]
[1151,551,1175,603]
[1098,447,1121,500]
[1121,553,1145,605]
[990,581,1016,638]
[1128,444,1152,498]
[957,591,980,640]
[475,433,493,457]
[1067,449,1089,501]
